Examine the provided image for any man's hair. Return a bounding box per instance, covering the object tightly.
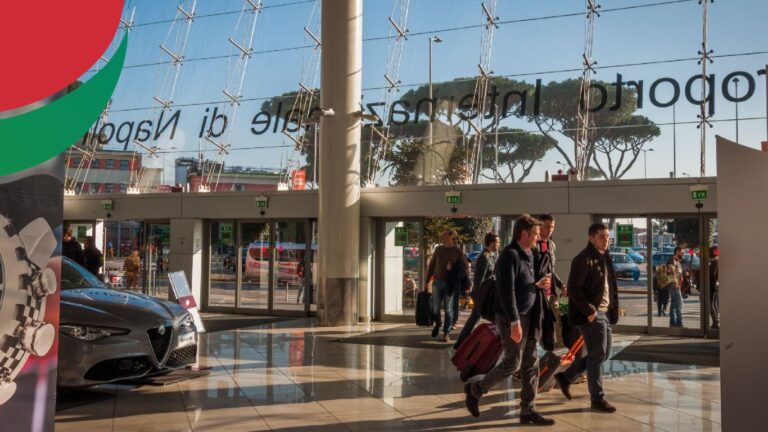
[538,214,555,223]
[64,226,73,236]
[588,223,609,236]
[483,232,499,247]
[674,246,684,255]
[513,214,541,241]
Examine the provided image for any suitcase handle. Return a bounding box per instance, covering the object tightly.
[562,336,585,363]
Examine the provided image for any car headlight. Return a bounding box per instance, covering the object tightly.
[180,314,196,331]
[60,324,130,341]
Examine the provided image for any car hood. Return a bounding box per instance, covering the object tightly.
[61,288,187,327]
[613,262,636,269]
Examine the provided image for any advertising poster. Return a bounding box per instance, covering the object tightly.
[0,3,125,430]
[0,158,63,431]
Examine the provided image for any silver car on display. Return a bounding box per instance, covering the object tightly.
[58,257,197,387]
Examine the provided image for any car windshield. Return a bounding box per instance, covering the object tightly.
[61,257,107,290]
[613,254,629,263]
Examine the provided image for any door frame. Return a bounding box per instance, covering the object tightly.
[375,217,424,322]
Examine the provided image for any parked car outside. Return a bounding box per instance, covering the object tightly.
[58,257,198,387]
[611,253,641,281]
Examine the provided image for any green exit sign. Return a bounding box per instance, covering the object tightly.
[255,197,268,208]
[691,190,708,200]
[616,224,633,247]
[394,227,408,246]
[100,200,113,211]
[446,192,461,205]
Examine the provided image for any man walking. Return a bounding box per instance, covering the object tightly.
[464,215,555,426]
[62,226,85,266]
[454,232,499,349]
[534,214,566,350]
[425,229,467,342]
[709,246,720,329]
[554,223,619,413]
[667,247,685,328]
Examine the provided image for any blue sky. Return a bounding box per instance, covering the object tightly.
[87,0,768,182]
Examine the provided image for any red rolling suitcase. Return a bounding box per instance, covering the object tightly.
[452,323,503,381]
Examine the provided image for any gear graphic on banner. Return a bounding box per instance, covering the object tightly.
[0,215,58,405]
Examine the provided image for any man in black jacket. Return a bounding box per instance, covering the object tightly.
[554,223,619,413]
[465,215,555,426]
[62,225,85,266]
[454,232,499,349]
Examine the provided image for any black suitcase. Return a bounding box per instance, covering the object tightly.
[415,291,433,326]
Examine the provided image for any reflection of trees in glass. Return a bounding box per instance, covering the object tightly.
[424,217,492,249]
[242,223,269,243]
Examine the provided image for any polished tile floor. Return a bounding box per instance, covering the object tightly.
[55,319,721,431]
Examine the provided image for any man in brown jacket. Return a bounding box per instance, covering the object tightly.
[123,248,142,290]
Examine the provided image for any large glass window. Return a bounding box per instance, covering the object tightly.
[382,221,422,316]
[650,217,702,331]
[145,223,171,299]
[209,221,236,308]
[272,221,308,312]
[239,222,270,309]
[600,218,649,328]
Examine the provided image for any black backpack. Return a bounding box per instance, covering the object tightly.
[471,276,497,322]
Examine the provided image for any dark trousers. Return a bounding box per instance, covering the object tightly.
[563,311,612,403]
[657,286,670,316]
[470,314,539,414]
[454,307,481,348]
[710,285,720,327]
[452,291,461,327]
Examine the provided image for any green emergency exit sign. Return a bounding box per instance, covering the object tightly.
[394,227,408,246]
[691,190,708,200]
[616,224,633,247]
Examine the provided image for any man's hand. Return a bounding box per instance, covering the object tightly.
[587,312,597,322]
[510,322,523,343]
[535,276,551,291]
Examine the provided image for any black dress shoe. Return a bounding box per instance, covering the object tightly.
[554,373,572,400]
[464,383,480,417]
[431,323,440,338]
[591,399,617,413]
[520,410,555,426]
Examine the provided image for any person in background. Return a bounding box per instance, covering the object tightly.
[124,248,142,291]
[534,214,566,350]
[454,232,500,349]
[425,229,467,343]
[667,247,685,328]
[83,236,103,277]
[62,225,85,266]
[709,246,720,329]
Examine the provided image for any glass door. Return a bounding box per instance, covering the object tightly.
[144,223,171,299]
[649,217,703,334]
[598,217,650,331]
[272,221,308,313]
[381,220,422,318]
[209,221,236,308]
[238,222,270,310]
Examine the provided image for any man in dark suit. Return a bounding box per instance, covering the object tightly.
[464,214,555,426]
[555,223,619,413]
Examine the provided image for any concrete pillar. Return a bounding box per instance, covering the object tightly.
[317,0,362,326]
[169,219,203,303]
[358,217,373,323]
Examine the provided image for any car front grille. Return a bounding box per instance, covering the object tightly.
[166,345,197,368]
[147,326,173,365]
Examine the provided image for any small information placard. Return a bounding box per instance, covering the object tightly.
[616,224,634,247]
[168,271,206,333]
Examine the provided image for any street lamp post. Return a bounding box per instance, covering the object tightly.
[641,148,654,179]
[426,35,442,185]
[734,77,740,143]
[672,103,677,178]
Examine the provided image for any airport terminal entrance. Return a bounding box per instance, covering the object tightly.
[206,219,317,317]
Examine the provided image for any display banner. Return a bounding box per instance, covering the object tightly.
[0,156,63,432]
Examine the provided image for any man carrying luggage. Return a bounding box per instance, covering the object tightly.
[454,232,499,349]
[464,215,555,426]
[554,223,619,413]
